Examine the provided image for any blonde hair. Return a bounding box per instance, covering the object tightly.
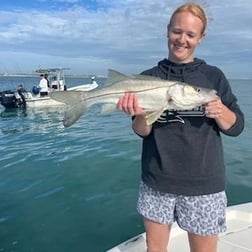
[169,2,207,34]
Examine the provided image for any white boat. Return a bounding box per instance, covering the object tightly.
[107,201,252,252]
[0,68,99,109]
[67,77,99,91]
[19,92,65,108]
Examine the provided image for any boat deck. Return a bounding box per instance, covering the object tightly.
[107,202,252,252]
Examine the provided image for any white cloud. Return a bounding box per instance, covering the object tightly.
[0,0,251,77]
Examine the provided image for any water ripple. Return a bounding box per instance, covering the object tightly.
[0,78,251,252]
[34,186,65,199]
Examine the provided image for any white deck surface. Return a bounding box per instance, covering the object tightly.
[107,202,252,252]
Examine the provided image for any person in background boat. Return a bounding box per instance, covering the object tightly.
[117,2,244,252]
[17,84,25,92]
[16,84,26,107]
[39,74,49,97]
[44,73,50,88]
[91,76,98,85]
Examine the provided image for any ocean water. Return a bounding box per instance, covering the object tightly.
[0,77,251,252]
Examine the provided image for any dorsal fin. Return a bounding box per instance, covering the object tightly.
[106,69,130,86]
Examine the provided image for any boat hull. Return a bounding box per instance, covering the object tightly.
[67,83,98,91]
[25,96,65,108]
[0,91,65,109]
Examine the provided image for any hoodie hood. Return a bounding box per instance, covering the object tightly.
[158,58,206,82]
[141,58,215,89]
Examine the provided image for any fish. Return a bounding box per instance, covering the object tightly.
[50,69,217,127]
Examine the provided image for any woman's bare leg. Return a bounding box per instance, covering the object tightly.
[144,218,172,252]
[188,233,218,252]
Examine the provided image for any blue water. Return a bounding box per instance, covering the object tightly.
[0,77,251,252]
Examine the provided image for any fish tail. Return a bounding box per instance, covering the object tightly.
[50,91,88,127]
[63,99,87,127]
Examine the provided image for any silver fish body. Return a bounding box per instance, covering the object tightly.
[50,69,217,127]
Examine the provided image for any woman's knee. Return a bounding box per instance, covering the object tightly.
[144,218,171,252]
[188,233,218,252]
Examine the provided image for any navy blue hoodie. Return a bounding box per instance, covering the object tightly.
[139,58,244,196]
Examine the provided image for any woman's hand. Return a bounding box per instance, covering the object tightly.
[117,92,146,116]
[204,97,236,130]
[117,93,152,136]
[204,97,223,119]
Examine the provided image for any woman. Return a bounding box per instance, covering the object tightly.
[117,2,244,252]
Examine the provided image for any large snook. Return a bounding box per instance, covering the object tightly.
[50,69,217,127]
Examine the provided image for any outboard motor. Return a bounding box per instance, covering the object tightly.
[1,91,18,108]
[0,90,26,109]
[0,91,3,103]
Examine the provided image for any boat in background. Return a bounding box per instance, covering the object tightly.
[0,68,99,109]
[107,201,252,252]
[68,76,98,91]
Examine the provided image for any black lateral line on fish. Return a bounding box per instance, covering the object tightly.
[84,84,179,101]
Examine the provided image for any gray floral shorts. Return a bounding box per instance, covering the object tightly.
[137,181,227,235]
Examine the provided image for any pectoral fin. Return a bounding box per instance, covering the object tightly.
[100,103,117,114]
[145,108,165,125]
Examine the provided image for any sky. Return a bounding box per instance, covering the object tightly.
[0,0,251,78]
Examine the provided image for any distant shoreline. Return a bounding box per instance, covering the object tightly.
[0,73,249,81]
[0,73,107,78]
